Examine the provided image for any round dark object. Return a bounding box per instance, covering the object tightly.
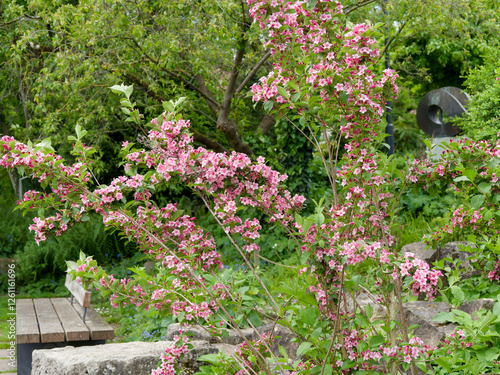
[416,87,470,137]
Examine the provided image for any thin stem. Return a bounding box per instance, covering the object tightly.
[200,195,281,315]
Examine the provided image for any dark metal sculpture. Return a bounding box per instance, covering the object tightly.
[416,87,470,137]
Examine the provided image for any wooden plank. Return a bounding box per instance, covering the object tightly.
[51,298,90,341]
[65,274,92,308]
[70,298,114,341]
[16,299,40,344]
[33,299,65,343]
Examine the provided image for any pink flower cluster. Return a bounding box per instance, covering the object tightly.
[488,259,500,281]
[152,334,189,375]
[398,252,442,300]
[249,0,398,121]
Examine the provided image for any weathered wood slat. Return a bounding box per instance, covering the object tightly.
[33,298,65,343]
[16,299,40,344]
[65,274,91,308]
[51,298,90,341]
[71,299,114,341]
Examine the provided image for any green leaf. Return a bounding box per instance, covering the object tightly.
[454,176,470,182]
[300,251,311,264]
[433,311,455,323]
[464,169,477,181]
[277,86,289,99]
[278,345,288,360]
[323,365,333,375]
[471,194,486,210]
[369,335,384,347]
[247,310,262,327]
[434,358,451,373]
[197,353,220,364]
[450,285,465,304]
[263,100,274,112]
[35,137,55,151]
[365,304,374,320]
[296,342,312,357]
[492,302,500,317]
[109,83,134,99]
[478,182,492,195]
[162,101,175,113]
[339,91,349,103]
[306,0,317,9]
[299,306,318,326]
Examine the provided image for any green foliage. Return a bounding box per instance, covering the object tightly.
[431,305,500,375]
[391,214,435,251]
[16,213,137,292]
[388,0,500,94]
[391,85,427,156]
[0,170,30,258]
[400,189,458,219]
[0,0,270,166]
[455,48,500,141]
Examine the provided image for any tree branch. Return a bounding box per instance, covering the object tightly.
[344,0,377,15]
[216,46,253,155]
[118,72,229,154]
[380,21,408,60]
[191,130,229,154]
[122,36,222,110]
[256,114,274,135]
[235,49,272,94]
[194,74,220,117]
[0,14,40,28]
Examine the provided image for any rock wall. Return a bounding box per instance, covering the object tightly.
[31,241,495,375]
[31,341,218,375]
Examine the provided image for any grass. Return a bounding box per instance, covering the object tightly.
[0,295,16,374]
[0,296,13,349]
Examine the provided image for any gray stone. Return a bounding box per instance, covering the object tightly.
[402,301,450,326]
[143,261,155,274]
[436,323,458,337]
[166,323,298,358]
[31,340,218,375]
[438,242,481,280]
[0,358,16,372]
[412,321,444,349]
[256,324,298,358]
[401,242,439,264]
[344,293,386,321]
[457,298,496,319]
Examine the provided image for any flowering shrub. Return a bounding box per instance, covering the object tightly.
[2,0,500,374]
[409,137,500,284]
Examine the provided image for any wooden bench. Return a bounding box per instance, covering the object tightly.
[17,274,114,375]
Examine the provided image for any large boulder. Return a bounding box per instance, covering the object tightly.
[457,299,496,320]
[400,301,450,348]
[401,242,439,264]
[31,340,219,375]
